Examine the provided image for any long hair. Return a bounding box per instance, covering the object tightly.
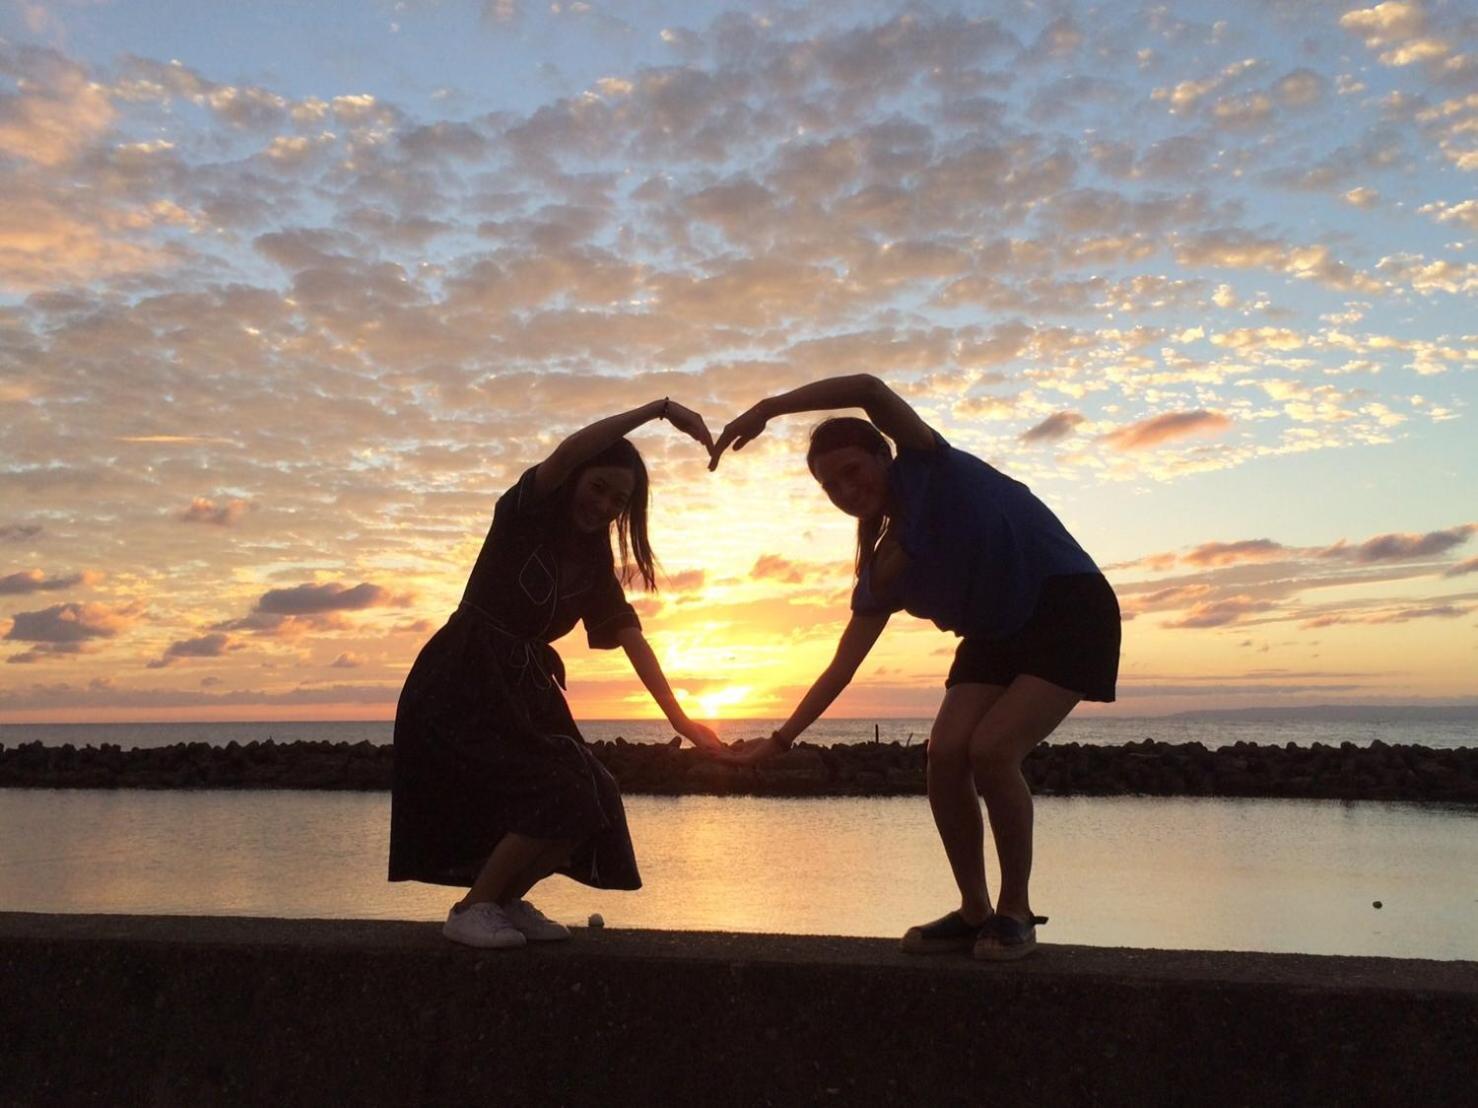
[560,438,658,591]
[806,417,894,580]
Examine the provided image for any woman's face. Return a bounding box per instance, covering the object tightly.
[570,465,636,533]
[810,446,890,518]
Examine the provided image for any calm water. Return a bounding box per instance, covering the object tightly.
[2,789,1473,960]
[3,715,1476,751]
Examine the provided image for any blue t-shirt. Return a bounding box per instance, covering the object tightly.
[850,432,1099,638]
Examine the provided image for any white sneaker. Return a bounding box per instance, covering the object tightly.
[442,902,527,949]
[502,899,571,941]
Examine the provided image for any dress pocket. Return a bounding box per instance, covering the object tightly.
[517,550,555,605]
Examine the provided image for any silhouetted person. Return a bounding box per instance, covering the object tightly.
[711,374,1120,959]
[390,399,721,948]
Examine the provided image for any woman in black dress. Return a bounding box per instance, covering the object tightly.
[390,398,723,949]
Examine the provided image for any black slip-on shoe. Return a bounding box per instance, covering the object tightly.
[901,910,988,954]
[972,913,1048,961]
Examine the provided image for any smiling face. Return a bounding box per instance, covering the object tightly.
[810,445,891,519]
[569,464,636,533]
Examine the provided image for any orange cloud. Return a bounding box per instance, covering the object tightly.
[1103,410,1231,450]
[178,498,250,526]
[1182,540,1288,567]
[1163,596,1278,629]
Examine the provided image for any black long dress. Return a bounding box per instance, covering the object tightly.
[388,466,643,890]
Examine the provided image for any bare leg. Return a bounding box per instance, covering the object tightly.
[500,839,576,905]
[969,675,1080,922]
[926,684,1008,923]
[460,832,569,908]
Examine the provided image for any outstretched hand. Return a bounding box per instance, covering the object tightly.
[664,400,715,455]
[708,403,769,471]
[715,734,787,765]
[675,718,725,755]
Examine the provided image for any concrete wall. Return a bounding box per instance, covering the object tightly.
[2,913,1474,1106]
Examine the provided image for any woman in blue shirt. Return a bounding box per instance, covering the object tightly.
[710,375,1120,960]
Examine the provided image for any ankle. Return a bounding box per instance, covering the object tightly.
[960,902,993,925]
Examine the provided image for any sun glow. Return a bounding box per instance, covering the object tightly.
[695,685,752,720]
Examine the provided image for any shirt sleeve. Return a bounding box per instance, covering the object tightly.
[494,465,556,520]
[583,567,642,649]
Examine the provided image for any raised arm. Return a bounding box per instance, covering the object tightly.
[617,625,723,753]
[709,374,933,471]
[727,612,891,763]
[535,398,714,498]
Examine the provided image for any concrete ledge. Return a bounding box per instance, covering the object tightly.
[2,914,1475,1106]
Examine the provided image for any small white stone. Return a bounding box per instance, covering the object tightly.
[588,912,605,929]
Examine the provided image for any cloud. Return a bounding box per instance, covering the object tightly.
[1181,540,1289,567]
[256,582,404,615]
[1303,604,1471,628]
[1418,199,1478,232]
[178,498,250,527]
[1375,253,1478,295]
[751,554,805,584]
[483,2,521,27]
[330,651,363,668]
[1020,411,1084,444]
[206,581,413,639]
[1102,410,1231,450]
[0,183,177,292]
[0,679,400,710]
[0,569,97,594]
[664,569,706,592]
[1339,2,1461,74]
[1444,557,1478,578]
[1174,232,1382,293]
[147,632,235,668]
[0,45,116,165]
[0,525,44,543]
[4,601,138,660]
[1163,596,1278,629]
[1321,524,1476,564]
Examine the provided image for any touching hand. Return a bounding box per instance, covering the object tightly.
[663,401,715,455]
[717,733,787,765]
[708,402,770,471]
[675,718,725,755]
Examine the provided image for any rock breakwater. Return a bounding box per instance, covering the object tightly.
[1,737,1474,802]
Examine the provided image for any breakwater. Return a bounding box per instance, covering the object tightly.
[1,736,1475,802]
[2,913,1474,1105]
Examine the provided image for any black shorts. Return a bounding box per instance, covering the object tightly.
[945,574,1121,702]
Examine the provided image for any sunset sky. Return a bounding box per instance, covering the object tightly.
[1,0,1474,724]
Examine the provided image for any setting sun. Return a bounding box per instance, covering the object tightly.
[695,686,752,721]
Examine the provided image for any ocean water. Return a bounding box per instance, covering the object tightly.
[1,789,1473,960]
[3,714,1473,959]
[2,714,1475,752]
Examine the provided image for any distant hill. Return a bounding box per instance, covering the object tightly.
[1164,705,1478,724]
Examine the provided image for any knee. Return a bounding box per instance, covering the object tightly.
[969,735,1021,787]
[926,726,971,777]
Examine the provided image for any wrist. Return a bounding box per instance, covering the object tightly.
[656,397,670,421]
